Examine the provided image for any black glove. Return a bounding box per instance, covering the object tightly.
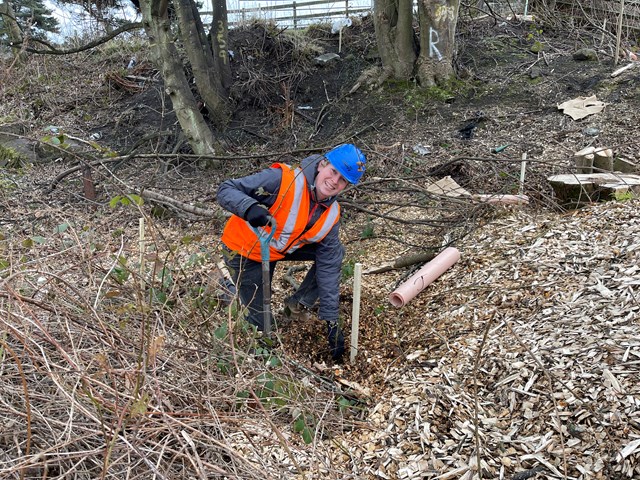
[327,320,345,362]
[245,204,270,228]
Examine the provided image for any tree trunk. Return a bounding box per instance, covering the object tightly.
[174,0,230,129]
[415,0,460,86]
[138,0,218,156]
[373,0,417,79]
[209,0,232,91]
[372,0,459,88]
[0,1,27,63]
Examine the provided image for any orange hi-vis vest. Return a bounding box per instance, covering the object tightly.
[221,163,341,262]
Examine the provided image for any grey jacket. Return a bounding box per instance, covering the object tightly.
[217,154,344,322]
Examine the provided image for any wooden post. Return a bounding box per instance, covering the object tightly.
[139,217,145,291]
[293,1,297,29]
[350,263,362,364]
[81,165,96,202]
[519,152,527,196]
[614,0,625,66]
[345,0,349,16]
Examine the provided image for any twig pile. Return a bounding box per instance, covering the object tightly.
[0,191,351,479]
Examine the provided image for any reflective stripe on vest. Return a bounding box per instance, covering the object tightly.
[288,201,340,253]
[269,166,306,251]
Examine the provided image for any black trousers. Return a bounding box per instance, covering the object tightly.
[222,245,320,330]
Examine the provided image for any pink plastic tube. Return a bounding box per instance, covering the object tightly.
[389,247,461,308]
[474,194,529,205]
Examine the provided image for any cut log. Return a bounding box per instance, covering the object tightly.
[548,173,640,205]
[593,148,613,172]
[574,146,595,174]
[614,157,638,174]
[364,251,437,274]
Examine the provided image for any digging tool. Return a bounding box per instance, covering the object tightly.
[252,217,277,336]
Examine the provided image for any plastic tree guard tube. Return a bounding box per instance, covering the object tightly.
[389,247,460,308]
[474,194,529,205]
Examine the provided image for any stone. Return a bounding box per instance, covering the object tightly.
[314,53,340,65]
[0,138,37,166]
[529,67,543,79]
[573,48,598,61]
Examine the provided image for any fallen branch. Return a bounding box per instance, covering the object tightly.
[283,265,308,289]
[611,62,637,78]
[140,189,216,218]
[364,250,437,274]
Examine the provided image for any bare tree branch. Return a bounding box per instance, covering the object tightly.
[9,22,144,55]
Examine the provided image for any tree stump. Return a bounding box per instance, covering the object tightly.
[548,173,640,206]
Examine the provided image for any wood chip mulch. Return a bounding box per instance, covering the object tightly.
[334,199,640,479]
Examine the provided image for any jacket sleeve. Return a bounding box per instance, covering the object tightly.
[315,222,344,323]
[217,167,282,218]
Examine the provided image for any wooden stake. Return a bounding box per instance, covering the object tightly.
[519,152,528,196]
[350,263,362,364]
[138,217,145,289]
[614,0,625,66]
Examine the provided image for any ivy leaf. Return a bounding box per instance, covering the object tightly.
[55,222,70,234]
[214,323,228,340]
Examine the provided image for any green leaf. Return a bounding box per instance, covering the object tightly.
[267,355,282,367]
[130,395,149,418]
[127,194,143,206]
[337,396,353,412]
[151,288,167,304]
[301,426,313,444]
[214,323,228,340]
[293,416,305,433]
[55,222,70,234]
[31,236,46,245]
[216,360,230,374]
[109,196,122,208]
[263,380,275,392]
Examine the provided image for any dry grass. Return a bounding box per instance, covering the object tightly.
[0,182,357,479]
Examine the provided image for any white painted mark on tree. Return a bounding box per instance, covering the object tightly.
[217,20,228,64]
[429,27,442,61]
[435,5,456,22]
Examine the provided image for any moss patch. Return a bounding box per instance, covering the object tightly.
[0,144,28,169]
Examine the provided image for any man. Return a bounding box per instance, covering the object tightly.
[217,144,366,361]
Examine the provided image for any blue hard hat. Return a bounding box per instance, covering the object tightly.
[324,144,366,185]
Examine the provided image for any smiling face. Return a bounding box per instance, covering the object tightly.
[314,160,349,201]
